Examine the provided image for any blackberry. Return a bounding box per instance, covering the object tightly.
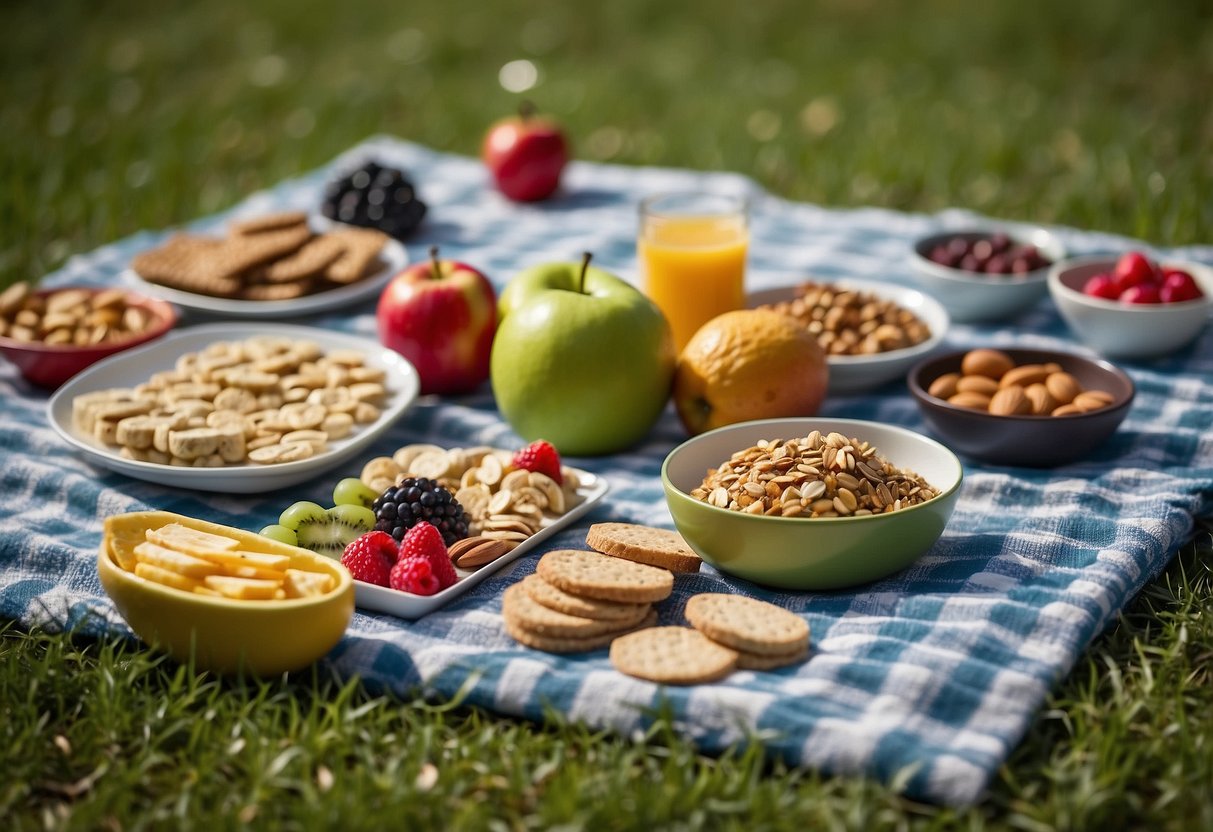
[320,160,427,240]
[372,477,469,547]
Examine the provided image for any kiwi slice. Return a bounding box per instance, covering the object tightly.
[280,501,375,559]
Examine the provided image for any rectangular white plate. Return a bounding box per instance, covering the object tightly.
[46,323,420,493]
[353,470,609,619]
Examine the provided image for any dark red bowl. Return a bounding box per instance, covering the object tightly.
[908,347,1134,467]
[0,288,177,389]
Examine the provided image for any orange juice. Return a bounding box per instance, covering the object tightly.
[639,212,749,351]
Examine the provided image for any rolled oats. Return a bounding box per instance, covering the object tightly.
[689,432,939,517]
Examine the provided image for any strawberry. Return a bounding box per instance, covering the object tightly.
[510,439,562,485]
[340,531,398,587]
[391,521,457,594]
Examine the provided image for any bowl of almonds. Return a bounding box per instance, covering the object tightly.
[662,417,963,590]
[0,282,177,388]
[908,347,1135,466]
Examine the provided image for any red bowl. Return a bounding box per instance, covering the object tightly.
[0,287,177,388]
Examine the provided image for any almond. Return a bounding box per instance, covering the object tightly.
[956,375,1000,396]
[947,391,993,410]
[999,363,1051,389]
[1024,383,1056,415]
[1073,390,1115,412]
[961,348,1015,380]
[989,385,1031,416]
[1045,371,1082,405]
[1052,403,1085,417]
[927,372,961,400]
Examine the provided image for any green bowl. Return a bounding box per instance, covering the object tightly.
[661,417,964,590]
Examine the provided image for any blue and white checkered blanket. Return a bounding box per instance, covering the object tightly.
[3,137,1211,805]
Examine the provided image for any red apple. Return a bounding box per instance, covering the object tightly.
[377,247,497,395]
[1112,251,1158,294]
[482,101,569,202]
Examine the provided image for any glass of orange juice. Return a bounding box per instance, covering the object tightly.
[638,192,750,352]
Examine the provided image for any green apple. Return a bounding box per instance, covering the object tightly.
[491,254,674,456]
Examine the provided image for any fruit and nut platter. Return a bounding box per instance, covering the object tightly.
[2,127,1211,708]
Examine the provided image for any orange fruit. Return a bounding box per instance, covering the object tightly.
[672,309,829,435]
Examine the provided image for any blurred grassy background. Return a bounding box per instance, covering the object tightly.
[1,0,1210,289]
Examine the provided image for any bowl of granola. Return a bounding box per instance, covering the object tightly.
[661,417,963,590]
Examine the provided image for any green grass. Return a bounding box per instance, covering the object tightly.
[5,527,1210,830]
[2,0,1212,827]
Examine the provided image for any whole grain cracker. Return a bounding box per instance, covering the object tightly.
[536,549,673,604]
[131,235,243,297]
[213,224,313,276]
[733,644,809,671]
[324,228,388,283]
[586,522,702,573]
[261,235,345,283]
[504,609,657,654]
[521,574,651,622]
[684,593,809,656]
[229,211,309,235]
[502,583,651,638]
[609,626,738,685]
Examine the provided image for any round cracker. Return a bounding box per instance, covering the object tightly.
[503,584,650,638]
[504,609,657,654]
[609,627,738,685]
[733,643,809,671]
[521,574,651,622]
[685,593,809,656]
[536,549,673,604]
[585,522,702,573]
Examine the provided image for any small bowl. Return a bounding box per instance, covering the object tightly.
[911,227,1065,322]
[908,348,1134,467]
[98,511,354,675]
[748,278,950,394]
[662,417,963,590]
[1047,255,1213,359]
[0,287,177,388]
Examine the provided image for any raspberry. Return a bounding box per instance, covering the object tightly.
[390,556,448,595]
[511,440,563,485]
[397,521,457,590]
[340,531,398,587]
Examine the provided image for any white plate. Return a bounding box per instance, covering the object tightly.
[354,470,610,620]
[47,323,420,493]
[749,278,950,394]
[121,237,408,319]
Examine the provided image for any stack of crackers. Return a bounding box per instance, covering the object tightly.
[502,522,811,683]
[131,211,388,302]
[502,523,700,653]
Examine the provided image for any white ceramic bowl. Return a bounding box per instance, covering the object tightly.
[910,227,1065,323]
[1047,255,1213,359]
[749,278,949,394]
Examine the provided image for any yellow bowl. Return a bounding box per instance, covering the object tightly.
[97,511,354,675]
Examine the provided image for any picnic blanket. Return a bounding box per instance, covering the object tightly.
[3,137,1212,806]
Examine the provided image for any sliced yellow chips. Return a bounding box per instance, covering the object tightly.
[204,574,282,600]
[283,569,335,599]
[192,549,291,571]
[118,520,335,602]
[146,523,240,556]
[133,541,224,579]
[134,562,205,593]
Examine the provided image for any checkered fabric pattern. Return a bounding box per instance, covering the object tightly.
[2,137,1211,805]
